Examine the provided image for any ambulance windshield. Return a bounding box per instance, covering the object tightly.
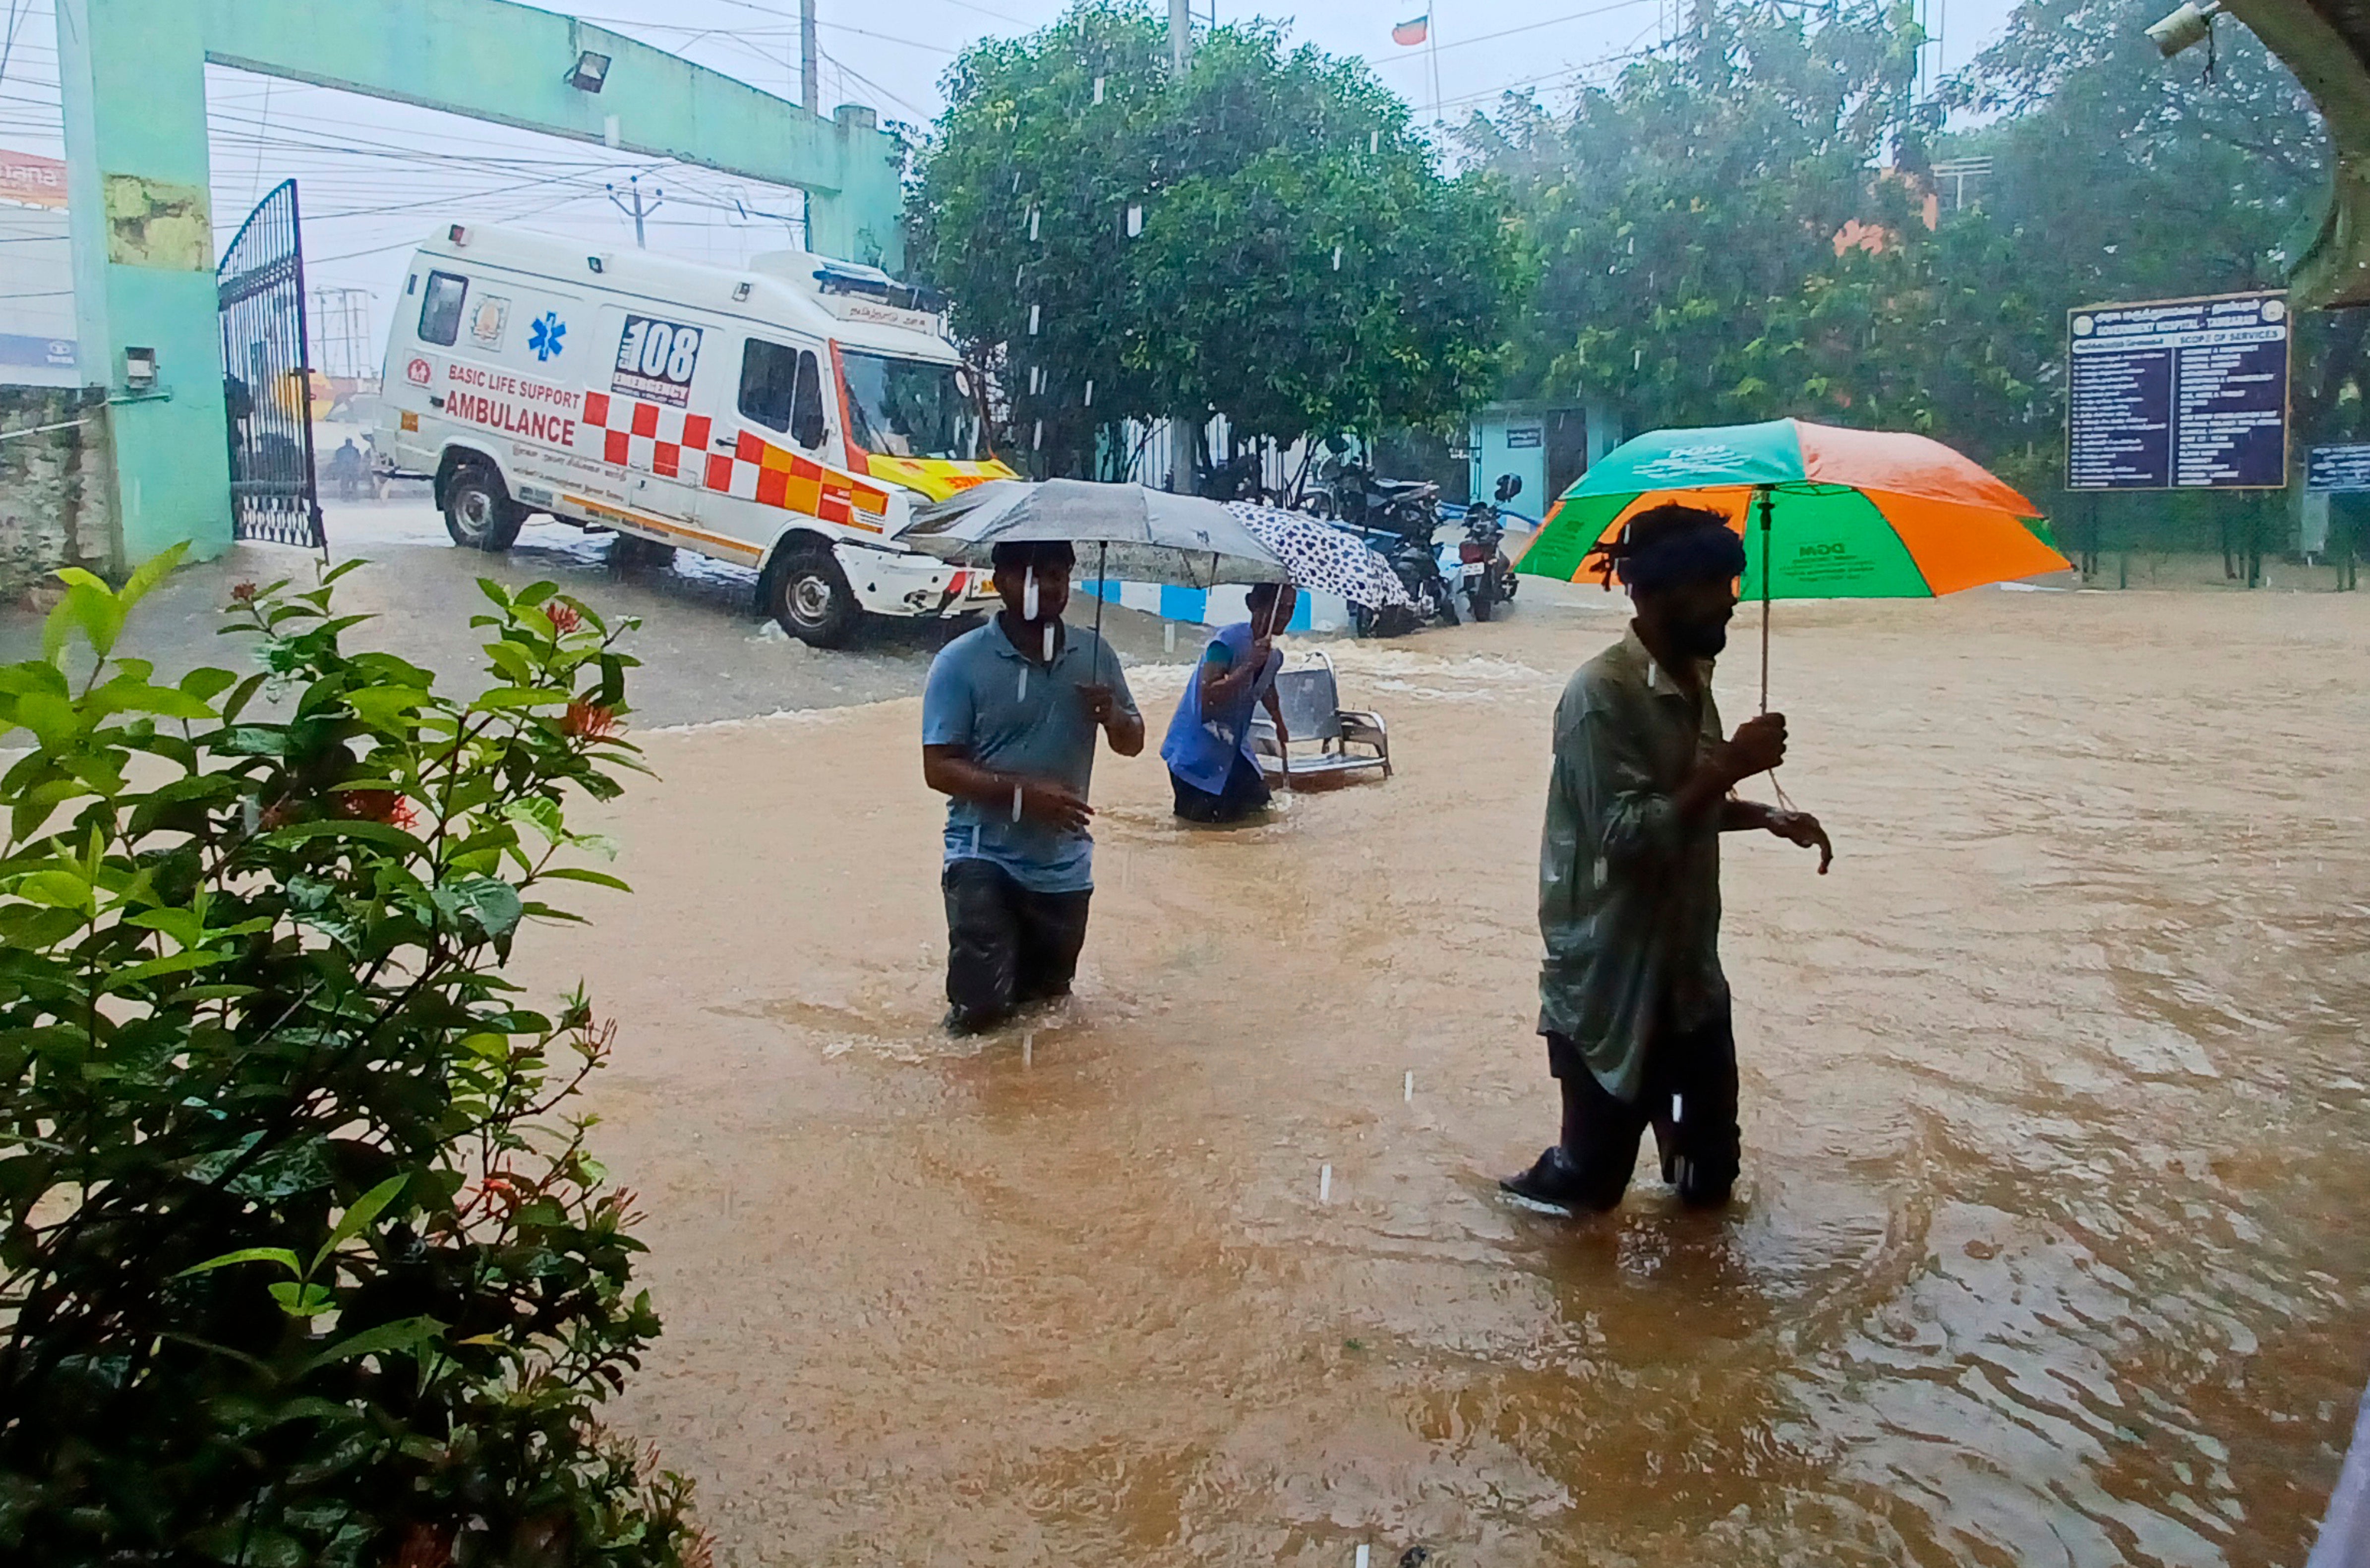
[839,352,986,462]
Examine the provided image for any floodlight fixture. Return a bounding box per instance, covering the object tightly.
[567,50,612,92]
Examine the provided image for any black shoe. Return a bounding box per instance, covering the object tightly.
[1500,1146,1591,1210]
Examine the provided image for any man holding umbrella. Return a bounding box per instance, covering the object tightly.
[1503,503,1832,1214]
[921,540,1144,1034]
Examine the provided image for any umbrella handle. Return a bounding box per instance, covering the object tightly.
[1093,541,1107,692]
[1756,485,1774,717]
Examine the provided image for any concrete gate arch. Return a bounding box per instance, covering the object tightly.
[57,0,905,567]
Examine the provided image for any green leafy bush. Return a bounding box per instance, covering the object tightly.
[0,552,705,1567]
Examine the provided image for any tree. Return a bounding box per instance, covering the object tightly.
[0,556,703,1566]
[1465,0,2350,512]
[1462,2,1934,436]
[906,0,1525,479]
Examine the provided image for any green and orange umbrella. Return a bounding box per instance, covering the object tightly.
[1515,417,2069,705]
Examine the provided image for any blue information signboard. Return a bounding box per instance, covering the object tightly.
[2067,291,2290,490]
[2307,445,2370,494]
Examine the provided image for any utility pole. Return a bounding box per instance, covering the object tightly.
[606,174,663,247]
[1690,0,1719,76]
[1164,0,1195,491]
[801,0,819,114]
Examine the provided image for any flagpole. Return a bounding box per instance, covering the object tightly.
[1428,6,1442,123]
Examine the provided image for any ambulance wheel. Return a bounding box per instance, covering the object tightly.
[765,545,860,648]
[443,465,522,552]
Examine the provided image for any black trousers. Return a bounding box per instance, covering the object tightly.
[1545,1000,1740,1209]
[942,859,1092,1033]
[1170,753,1272,824]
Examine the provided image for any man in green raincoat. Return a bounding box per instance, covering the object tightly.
[1503,503,1832,1213]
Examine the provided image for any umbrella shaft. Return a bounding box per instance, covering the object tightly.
[1757,487,1774,716]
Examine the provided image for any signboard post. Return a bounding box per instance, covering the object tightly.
[2067,291,2291,491]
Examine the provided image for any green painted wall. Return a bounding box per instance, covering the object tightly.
[56,0,905,568]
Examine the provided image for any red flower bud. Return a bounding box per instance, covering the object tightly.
[562,700,623,741]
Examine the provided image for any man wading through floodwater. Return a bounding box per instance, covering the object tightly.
[1503,504,1833,1213]
[922,540,1144,1034]
[1161,582,1297,824]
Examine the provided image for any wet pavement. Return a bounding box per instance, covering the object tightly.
[0,499,1181,729]
[490,582,2370,1567]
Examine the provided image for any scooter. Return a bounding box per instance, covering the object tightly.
[1447,473,1525,622]
[1361,523,1460,635]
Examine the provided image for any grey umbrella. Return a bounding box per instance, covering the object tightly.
[900,479,1291,587]
[901,479,1292,687]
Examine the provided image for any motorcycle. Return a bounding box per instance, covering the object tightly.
[1352,525,1461,637]
[1307,444,1462,636]
[1446,472,1525,622]
[1199,450,1272,505]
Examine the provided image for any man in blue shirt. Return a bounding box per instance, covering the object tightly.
[1159,583,1296,823]
[921,540,1144,1033]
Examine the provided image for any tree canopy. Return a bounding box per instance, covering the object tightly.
[1462,0,2351,503]
[906,0,1526,479]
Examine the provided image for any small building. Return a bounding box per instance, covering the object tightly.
[1467,400,1621,524]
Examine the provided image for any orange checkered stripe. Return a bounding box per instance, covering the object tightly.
[704,431,892,532]
[579,390,891,533]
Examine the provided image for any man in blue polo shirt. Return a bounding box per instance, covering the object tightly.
[921,540,1144,1033]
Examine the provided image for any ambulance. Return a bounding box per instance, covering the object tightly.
[374,224,1015,644]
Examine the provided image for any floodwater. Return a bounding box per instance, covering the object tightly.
[530,581,2370,1566]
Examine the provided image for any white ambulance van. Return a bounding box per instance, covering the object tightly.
[374,224,1015,645]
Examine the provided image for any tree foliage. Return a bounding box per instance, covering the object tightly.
[907,0,1525,478]
[1465,0,2349,502]
[1463,4,1934,428]
[0,554,702,1566]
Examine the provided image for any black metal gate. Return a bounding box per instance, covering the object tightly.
[217,179,325,548]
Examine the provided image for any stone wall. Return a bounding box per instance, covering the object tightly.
[0,386,115,603]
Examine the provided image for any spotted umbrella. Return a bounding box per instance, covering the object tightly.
[1222,502,1414,609]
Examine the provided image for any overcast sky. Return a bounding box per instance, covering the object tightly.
[0,0,2016,362]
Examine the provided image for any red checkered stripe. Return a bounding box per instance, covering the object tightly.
[580,391,710,481]
[581,391,890,531]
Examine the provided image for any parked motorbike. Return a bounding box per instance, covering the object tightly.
[1447,473,1525,622]
[1351,525,1461,637]
[1306,445,1463,636]
[1199,451,1271,504]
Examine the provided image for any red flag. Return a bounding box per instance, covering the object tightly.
[1392,13,1428,45]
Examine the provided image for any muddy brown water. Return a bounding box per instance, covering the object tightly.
[528,582,2370,1566]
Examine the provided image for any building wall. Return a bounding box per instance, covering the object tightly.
[1470,411,1547,524]
[1469,400,1624,523]
[0,387,116,600]
[0,202,80,389]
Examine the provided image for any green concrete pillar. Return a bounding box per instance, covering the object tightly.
[58,0,236,568]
